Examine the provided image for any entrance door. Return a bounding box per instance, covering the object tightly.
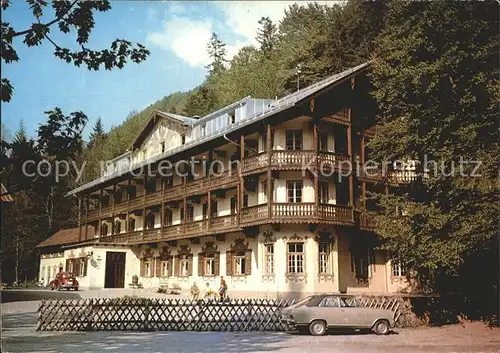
[104,252,126,288]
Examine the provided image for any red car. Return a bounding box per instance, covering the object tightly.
[49,271,79,291]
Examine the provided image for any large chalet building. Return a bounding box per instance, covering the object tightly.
[38,62,418,297]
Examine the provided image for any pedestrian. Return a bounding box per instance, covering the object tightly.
[219,276,227,301]
[190,282,200,300]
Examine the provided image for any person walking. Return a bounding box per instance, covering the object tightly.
[219,276,228,301]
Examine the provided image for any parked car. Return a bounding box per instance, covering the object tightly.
[281,294,395,336]
[49,272,79,291]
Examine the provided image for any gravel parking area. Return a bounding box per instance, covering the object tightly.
[2,300,499,353]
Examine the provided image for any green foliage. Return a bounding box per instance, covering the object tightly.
[1,0,150,102]
[205,32,227,76]
[256,17,277,57]
[369,0,499,274]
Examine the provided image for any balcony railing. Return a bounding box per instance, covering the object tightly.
[358,211,377,230]
[240,202,354,226]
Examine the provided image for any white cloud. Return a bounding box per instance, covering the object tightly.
[147,1,341,68]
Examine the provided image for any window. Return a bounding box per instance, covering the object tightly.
[286,130,303,150]
[230,196,237,214]
[68,259,74,274]
[53,266,57,278]
[201,124,206,137]
[264,244,274,275]
[79,258,86,277]
[243,194,248,208]
[164,176,173,189]
[287,243,304,274]
[211,201,218,217]
[204,255,215,276]
[100,223,108,236]
[319,133,328,151]
[233,251,246,275]
[180,207,184,222]
[127,218,136,232]
[187,205,194,222]
[319,243,330,274]
[161,260,169,277]
[179,255,189,276]
[146,180,156,193]
[228,112,236,125]
[181,134,186,145]
[319,296,339,307]
[129,187,137,199]
[144,258,152,277]
[164,209,173,226]
[352,246,373,280]
[392,261,406,277]
[262,180,267,197]
[202,202,208,219]
[287,181,302,203]
[161,142,166,153]
[319,181,329,204]
[114,220,121,234]
[146,213,155,229]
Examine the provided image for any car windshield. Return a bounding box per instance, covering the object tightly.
[293,296,313,307]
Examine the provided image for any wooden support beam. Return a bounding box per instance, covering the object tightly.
[347,110,354,208]
[240,135,245,161]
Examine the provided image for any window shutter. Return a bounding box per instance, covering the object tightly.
[188,255,193,276]
[214,252,220,276]
[140,259,145,277]
[226,251,232,276]
[83,258,88,276]
[155,257,161,277]
[174,255,180,276]
[198,253,204,277]
[65,259,70,272]
[74,258,80,276]
[245,251,252,275]
[168,256,173,276]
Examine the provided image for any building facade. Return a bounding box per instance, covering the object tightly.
[40,62,419,297]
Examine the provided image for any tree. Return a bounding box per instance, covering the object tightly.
[89,118,105,142]
[205,32,227,75]
[1,0,150,102]
[256,17,277,57]
[369,1,499,277]
[183,85,217,117]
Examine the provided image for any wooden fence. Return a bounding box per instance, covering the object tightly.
[37,298,296,332]
[37,295,409,332]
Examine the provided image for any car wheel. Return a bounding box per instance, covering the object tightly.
[74,287,79,291]
[308,320,327,336]
[372,319,390,335]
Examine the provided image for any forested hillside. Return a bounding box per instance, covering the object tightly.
[84,1,387,181]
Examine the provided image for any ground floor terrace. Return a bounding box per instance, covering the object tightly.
[40,225,417,298]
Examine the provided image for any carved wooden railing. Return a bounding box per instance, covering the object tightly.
[271,202,316,220]
[242,152,268,174]
[270,150,316,169]
[359,211,377,230]
[317,204,354,224]
[241,204,269,223]
[317,152,351,171]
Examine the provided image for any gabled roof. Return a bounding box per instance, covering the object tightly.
[129,111,196,150]
[36,226,95,248]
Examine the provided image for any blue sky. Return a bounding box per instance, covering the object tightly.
[2,1,336,140]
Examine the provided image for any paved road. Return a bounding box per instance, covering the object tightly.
[2,301,499,353]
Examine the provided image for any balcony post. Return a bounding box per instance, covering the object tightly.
[207,191,211,227]
[161,178,165,228]
[266,124,272,219]
[143,208,147,231]
[183,197,187,233]
[78,196,82,242]
[347,108,354,208]
[313,124,319,215]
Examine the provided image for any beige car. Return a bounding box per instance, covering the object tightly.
[281,294,395,336]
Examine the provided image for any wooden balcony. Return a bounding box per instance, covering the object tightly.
[321,108,350,125]
[96,213,242,245]
[241,202,354,226]
[358,211,377,230]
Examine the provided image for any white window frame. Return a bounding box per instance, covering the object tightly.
[319,243,331,274]
[79,258,86,277]
[287,181,303,203]
[233,252,246,275]
[144,259,152,277]
[161,260,169,277]
[179,255,189,277]
[285,130,303,150]
[264,244,274,275]
[319,181,329,204]
[287,242,305,274]
[68,260,74,274]
[204,255,215,276]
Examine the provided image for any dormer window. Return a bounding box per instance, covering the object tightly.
[161,142,166,153]
[228,112,236,125]
[181,134,186,145]
[201,124,207,137]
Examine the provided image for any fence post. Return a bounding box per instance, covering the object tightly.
[86,298,93,331]
[36,300,43,331]
[144,298,150,331]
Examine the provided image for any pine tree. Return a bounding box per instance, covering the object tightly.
[89,117,106,143]
[256,17,277,57]
[206,32,227,75]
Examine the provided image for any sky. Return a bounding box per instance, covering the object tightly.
[2,1,340,140]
